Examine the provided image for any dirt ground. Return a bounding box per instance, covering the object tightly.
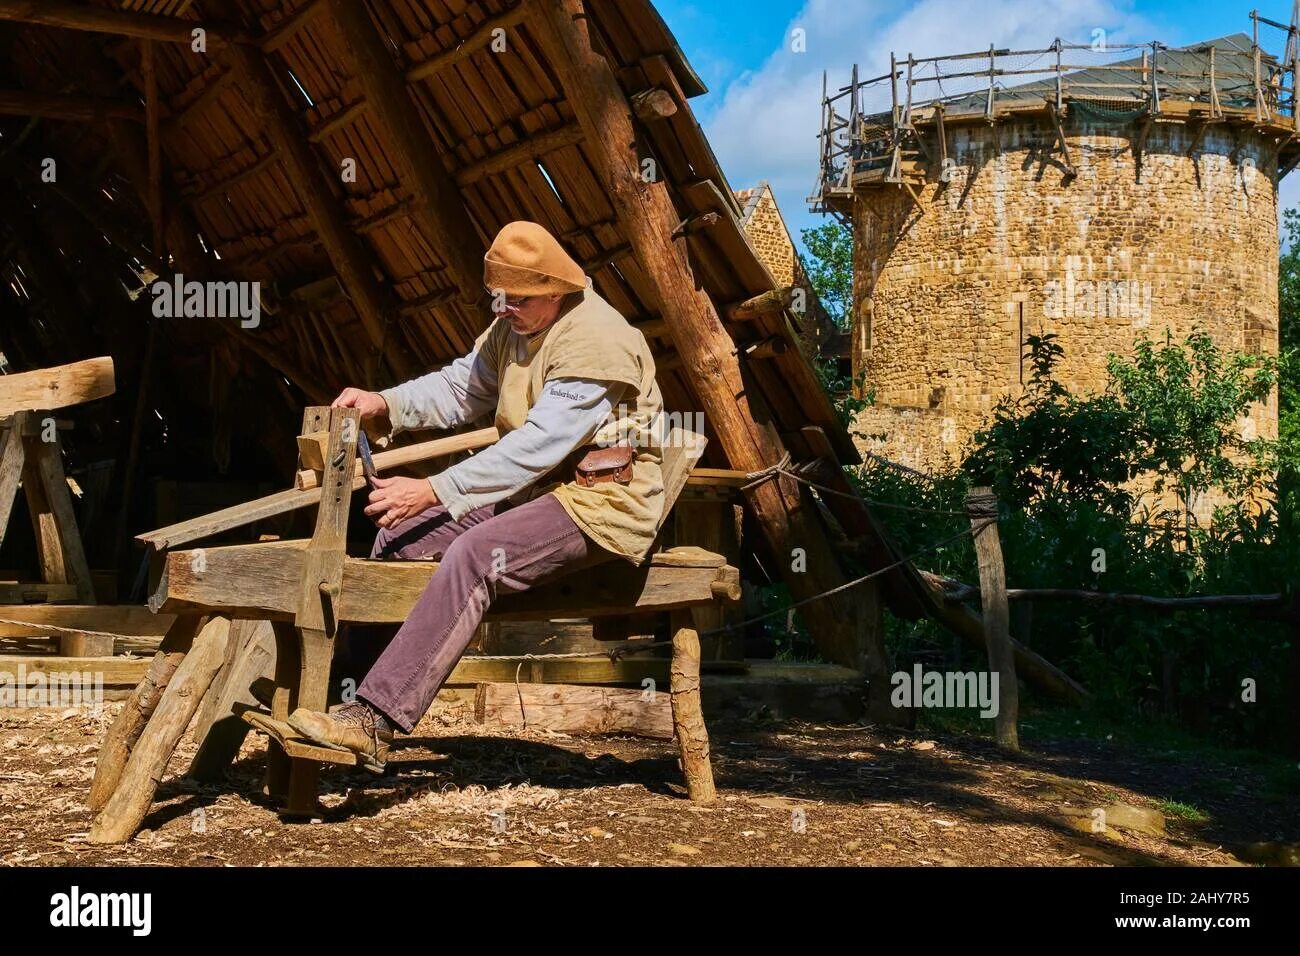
[1,698,1296,867]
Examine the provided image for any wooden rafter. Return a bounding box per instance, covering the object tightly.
[328,0,486,307]
[210,0,414,380]
[141,39,165,258]
[162,66,234,133]
[0,88,143,122]
[259,0,328,53]
[404,3,529,83]
[456,122,585,187]
[306,98,368,143]
[0,0,249,45]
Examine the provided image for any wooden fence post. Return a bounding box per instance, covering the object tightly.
[965,487,1019,751]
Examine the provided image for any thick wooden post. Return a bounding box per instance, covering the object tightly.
[283,406,359,815]
[528,0,887,702]
[966,487,1019,751]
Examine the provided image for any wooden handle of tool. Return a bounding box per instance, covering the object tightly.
[295,426,500,490]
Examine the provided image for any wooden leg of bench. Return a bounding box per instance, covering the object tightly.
[669,608,716,802]
[284,625,332,817]
[264,621,299,800]
[89,617,232,844]
[189,621,276,782]
[88,614,207,811]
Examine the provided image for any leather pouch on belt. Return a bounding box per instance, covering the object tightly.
[573,445,634,487]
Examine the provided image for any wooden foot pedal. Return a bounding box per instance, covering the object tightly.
[242,709,360,766]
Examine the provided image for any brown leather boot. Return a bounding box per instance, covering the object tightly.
[288,702,393,773]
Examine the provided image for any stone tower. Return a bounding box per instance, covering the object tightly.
[736,181,844,361]
[812,32,1298,471]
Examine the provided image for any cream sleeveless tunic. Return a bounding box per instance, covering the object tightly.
[473,285,665,563]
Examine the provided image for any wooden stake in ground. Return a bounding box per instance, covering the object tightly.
[670,608,716,801]
[966,487,1019,751]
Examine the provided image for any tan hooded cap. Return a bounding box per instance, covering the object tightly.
[483,221,588,296]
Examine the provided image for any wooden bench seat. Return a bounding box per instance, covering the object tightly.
[87,408,735,844]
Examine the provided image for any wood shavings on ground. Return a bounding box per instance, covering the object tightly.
[0,697,1294,867]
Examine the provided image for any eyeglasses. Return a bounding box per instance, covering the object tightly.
[484,286,534,311]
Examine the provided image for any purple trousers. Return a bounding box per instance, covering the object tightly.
[357,493,609,732]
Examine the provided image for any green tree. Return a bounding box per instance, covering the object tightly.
[1107,330,1277,521]
[799,221,853,330]
[965,331,1278,524]
[1277,208,1300,472]
[858,334,1296,746]
[963,334,1144,512]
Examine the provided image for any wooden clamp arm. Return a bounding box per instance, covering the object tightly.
[295,426,499,490]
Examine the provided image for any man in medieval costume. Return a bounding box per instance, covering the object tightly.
[286,221,664,770]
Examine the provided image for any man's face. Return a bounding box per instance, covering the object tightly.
[490,290,564,335]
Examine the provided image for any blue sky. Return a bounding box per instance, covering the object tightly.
[654,0,1299,249]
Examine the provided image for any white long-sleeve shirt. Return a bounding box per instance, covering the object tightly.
[381,345,624,520]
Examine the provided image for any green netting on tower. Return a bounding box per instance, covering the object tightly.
[1070,98,1150,124]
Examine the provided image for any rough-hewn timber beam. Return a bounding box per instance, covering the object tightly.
[583,243,632,272]
[741,335,789,361]
[162,67,234,134]
[307,98,369,143]
[0,88,142,122]
[186,150,279,204]
[352,197,417,234]
[328,0,486,306]
[527,0,891,702]
[725,287,798,321]
[0,0,249,44]
[405,4,529,83]
[632,87,677,122]
[0,357,116,416]
[455,122,585,187]
[259,0,327,53]
[150,540,739,622]
[396,287,459,318]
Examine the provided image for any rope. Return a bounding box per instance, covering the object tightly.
[0,618,132,642]
[697,519,994,638]
[742,454,969,517]
[964,488,998,520]
[499,519,989,719]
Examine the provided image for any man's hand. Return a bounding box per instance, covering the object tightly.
[365,476,438,529]
[333,388,389,421]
